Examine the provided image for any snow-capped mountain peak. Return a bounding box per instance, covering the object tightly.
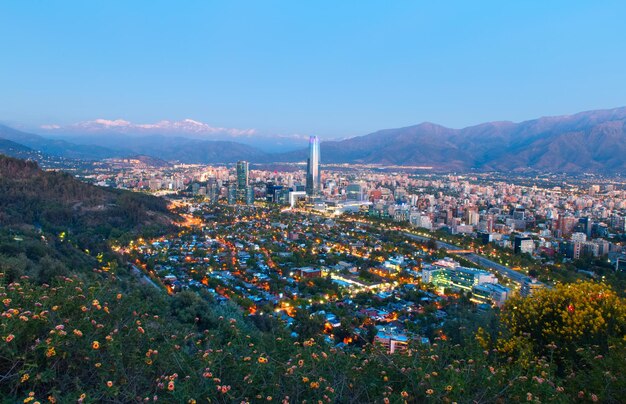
[41,118,257,137]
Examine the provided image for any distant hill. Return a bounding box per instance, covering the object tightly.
[276,107,626,172]
[0,138,40,159]
[5,106,626,171]
[0,125,270,163]
[116,135,269,163]
[0,124,121,160]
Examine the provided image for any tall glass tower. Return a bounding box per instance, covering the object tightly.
[306,136,321,197]
[236,160,249,203]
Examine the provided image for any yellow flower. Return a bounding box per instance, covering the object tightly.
[21,373,30,383]
[426,389,434,395]
[92,341,100,350]
[258,356,268,363]
[46,347,56,358]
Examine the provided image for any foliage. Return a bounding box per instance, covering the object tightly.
[0,272,624,403]
[0,155,176,255]
[499,281,626,360]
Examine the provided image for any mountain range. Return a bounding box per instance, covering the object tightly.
[37,118,306,152]
[283,106,626,172]
[3,106,626,172]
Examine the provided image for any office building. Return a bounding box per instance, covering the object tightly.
[514,236,534,255]
[520,277,544,297]
[346,183,363,201]
[246,185,254,205]
[227,183,237,205]
[207,178,219,203]
[471,283,511,307]
[235,161,253,205]
[306,136,321,197]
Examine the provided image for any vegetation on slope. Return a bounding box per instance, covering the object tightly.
[0,155,176,284]
[0,277,624,403]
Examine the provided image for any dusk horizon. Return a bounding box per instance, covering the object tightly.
[3,1,626,138]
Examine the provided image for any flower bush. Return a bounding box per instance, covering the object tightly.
[0,274,624,403]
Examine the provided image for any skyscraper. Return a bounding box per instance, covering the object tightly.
[236,161,248,189]
[346,182,363,201]
[236,161,251,204]
[305,136,320,197]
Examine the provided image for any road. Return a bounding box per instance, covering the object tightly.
[324,211,535,285]
[131,265,162,291]
[401,232,530,284]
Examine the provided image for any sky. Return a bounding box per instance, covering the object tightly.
[1,1,626,139]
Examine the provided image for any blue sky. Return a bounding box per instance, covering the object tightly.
[1,1,626,139]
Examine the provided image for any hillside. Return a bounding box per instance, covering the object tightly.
[1,125,270,163]
[0,154,175,235]
[0,277,623,402]
[0,138,40,160]
[0,124,122,160]
[0,154,177,282]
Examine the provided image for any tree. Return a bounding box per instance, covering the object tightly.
[499,281,626,364]
[426,238,438,251]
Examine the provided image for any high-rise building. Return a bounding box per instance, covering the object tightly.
[305,136,321,197]
[227,182,237,205]
[266,182,284,203]
[207,178,219,203]
[246,186,254,205]
[346,183,363,201]
[236,161,251,204]
[514,235,534,255]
